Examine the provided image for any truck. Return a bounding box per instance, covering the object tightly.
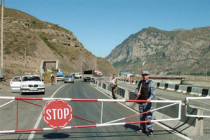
[83,70,94,82]
[56,70,64,81]
[94,70,103,77]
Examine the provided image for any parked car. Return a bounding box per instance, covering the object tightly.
[10,76,22,90]
[10,75,45,95]
[64,75,74,83]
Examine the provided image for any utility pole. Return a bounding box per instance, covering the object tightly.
[25,47,26,71]
[1,0,4,77]
[140,61,145,80]
[206,65,208,77]
[141,62,145,75]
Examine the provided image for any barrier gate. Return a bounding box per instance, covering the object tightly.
[0,96,182,133]
[185,96,210,118]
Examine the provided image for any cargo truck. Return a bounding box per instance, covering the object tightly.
[83,70,94,82]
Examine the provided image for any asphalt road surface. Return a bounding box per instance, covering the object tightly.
[0,80,190,140]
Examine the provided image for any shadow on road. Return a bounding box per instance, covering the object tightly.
[124,124,140,131]
[43,133,70,139]
[39,129,173,139]
[124,124,174,136]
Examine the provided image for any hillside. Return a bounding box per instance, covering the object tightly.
[0,8,116,77]
[106,27,210,76]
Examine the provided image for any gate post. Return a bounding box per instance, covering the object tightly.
[194,109,204,136]
[124,89,133,107]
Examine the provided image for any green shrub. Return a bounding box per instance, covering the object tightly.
[40,35,62,56]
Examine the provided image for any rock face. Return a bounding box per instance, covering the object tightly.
[106,27,210,75]
[1,8,116,77]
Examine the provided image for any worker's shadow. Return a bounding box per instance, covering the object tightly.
[124,124,139,131]
[124,124,176,136]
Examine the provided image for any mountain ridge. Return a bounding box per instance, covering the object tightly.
[106,26,210,75]
[1,7,116,77]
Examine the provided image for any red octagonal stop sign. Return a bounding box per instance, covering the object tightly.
[42,99,72,129]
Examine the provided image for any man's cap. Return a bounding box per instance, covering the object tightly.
[142,70,149,75]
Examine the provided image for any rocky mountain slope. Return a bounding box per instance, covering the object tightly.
[0,8,116,77]
[106,27,210,75]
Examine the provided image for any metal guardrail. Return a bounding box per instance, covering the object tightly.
[185,97,210,118]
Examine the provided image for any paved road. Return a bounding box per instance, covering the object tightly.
[0,80,190,139]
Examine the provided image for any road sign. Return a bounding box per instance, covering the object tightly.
[42,99,72,129]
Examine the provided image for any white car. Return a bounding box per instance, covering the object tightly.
[56,75,64,81]
[10,75,45,95]
[74,73,82,79]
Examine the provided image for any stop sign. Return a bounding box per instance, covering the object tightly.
[42,99,72,129]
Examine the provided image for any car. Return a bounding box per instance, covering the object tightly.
[74,73,82,79]
[56,75,64,81]
[64,75,74,83]
[10,75,45,95]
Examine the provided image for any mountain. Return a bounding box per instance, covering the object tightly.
[106,27,210,75]
[0,7,116,77]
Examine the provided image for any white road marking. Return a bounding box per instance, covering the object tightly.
[90,83,192,140]
[0,100,14,108]
[28,84,67,140]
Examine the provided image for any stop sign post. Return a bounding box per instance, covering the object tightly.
[42,99,72,129]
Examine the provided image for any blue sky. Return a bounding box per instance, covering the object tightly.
[4,0,210,57]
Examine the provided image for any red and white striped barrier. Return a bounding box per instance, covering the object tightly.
[0,96,181,103]
[0,96,181,133]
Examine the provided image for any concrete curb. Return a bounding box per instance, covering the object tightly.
[119,78,210,96]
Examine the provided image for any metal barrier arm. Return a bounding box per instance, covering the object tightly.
[0,96,181,103]
[104,102,180,125]
[1,96,182,104]
[0,96,182,133]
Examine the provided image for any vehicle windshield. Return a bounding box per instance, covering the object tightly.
[84,70,93,74]
[65,75,71,78]
[22,76,41,81]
